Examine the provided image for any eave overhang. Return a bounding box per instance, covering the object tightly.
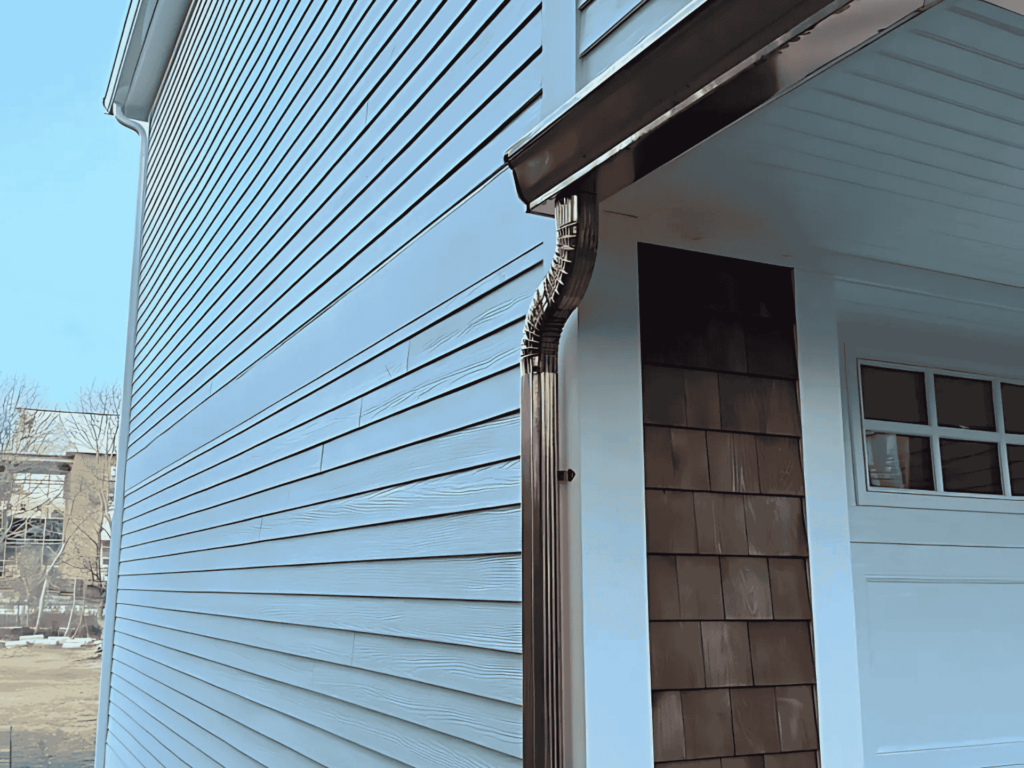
[505,0,938,215]
[103,0,192,120]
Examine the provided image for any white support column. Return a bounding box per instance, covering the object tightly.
[793,269,865,768]
[566,212,652,767]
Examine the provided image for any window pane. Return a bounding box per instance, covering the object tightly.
[861,366,928,424]
[866,432,934,490]
[939,439,1002,495]
[1002,383,1024,435]
[934,375,994,431]
[1008,445,1024,496]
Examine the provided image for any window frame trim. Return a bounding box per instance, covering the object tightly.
[845,349,1024,512]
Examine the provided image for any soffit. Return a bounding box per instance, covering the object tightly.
[605,0,1024,287]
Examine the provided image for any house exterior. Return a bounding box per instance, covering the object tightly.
[97,1,1024,767]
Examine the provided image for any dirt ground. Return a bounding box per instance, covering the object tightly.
[0,645,101,768]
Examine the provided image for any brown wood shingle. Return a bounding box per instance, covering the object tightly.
[768,558,812,621]
[681,689,736,759]
[745,320,798,380]
[722,757,766,768]
[643,365,721,429]
[755,436,804,495]
[645,426,711,490]
[650,621,706,690]
[744,497,808,557]
[721,557,773,621]
[648,555,682,620]
[701,621,754,688]
[652,690,687,762]
[731,687,782,755]
[718,375,801,436]
[748,622,816,686]
[707,432,761,493]
[677,555,725,620]
[775,686,819,752]
[694,493,748,555]
[646,490,699,554]
[764,752,818,768]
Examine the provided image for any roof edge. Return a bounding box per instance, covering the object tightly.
[103,0,192,120]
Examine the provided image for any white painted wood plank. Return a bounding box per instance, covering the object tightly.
[783,87,1024,173]
[138,0,531,353]
[106,715,167,768]
[118,554,521,602]
[115,637,521,768]
[766,105,1024,189]
[138,0,419,332]
[850,505,1024,548]
[124,323,520,523]
[119,506,518,572]
[140,0,289,237]
[116,589,521,652]
[140,2,339,277]
[578,0,693,84]
[107,687,228,768]
[794,269,866,768]
[105,734,145,768]
[122,461,517,561]
[123,445,322,529]
[130,2,542,431]
[911,1,1024,65]
[108,707,186,768]
[114,654,398,768]
[110,671,279,768]
[120,416,518,548]
[115,617,522,757]
[117,603,521,705]
[125,257,536,502]
[123,243,539,494]
[130,52,544,450]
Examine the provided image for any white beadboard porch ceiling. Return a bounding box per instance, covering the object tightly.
[606,0,1024,287]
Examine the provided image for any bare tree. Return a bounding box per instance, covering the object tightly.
[59,382,121,590]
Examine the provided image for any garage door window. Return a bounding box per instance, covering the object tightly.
[858,362,1024,498]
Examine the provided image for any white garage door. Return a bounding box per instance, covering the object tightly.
[841,325,1024,768]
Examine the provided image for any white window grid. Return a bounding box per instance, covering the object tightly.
[855,358,1024,500]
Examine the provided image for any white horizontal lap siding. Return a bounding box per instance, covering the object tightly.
[106,0,550,764]
[577,0,699,85]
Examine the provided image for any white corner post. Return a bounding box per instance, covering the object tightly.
[540,0,578,117]
[95,105,148,768]
[793,269,865,768]
[567,212,652,767]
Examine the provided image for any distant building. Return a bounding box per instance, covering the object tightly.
[0,450,115,620]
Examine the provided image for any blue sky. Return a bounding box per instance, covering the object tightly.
[1,2,138,407]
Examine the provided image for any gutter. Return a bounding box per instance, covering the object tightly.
[505,0,934,214]
[94,104,149,768]
[520,192,598,768]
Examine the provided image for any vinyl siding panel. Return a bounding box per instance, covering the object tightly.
[103,0,549,764]
[577,0,696,86]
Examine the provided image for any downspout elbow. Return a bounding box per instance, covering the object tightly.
[521,192,598,768]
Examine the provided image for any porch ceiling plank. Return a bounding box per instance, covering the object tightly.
[604,0,1024,287]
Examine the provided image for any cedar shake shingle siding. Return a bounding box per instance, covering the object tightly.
[639,245,820,767]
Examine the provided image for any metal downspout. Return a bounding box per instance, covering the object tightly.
[521,193,599,768]
[94,103,149,768]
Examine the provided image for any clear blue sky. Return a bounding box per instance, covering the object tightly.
[1,2,138,407]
